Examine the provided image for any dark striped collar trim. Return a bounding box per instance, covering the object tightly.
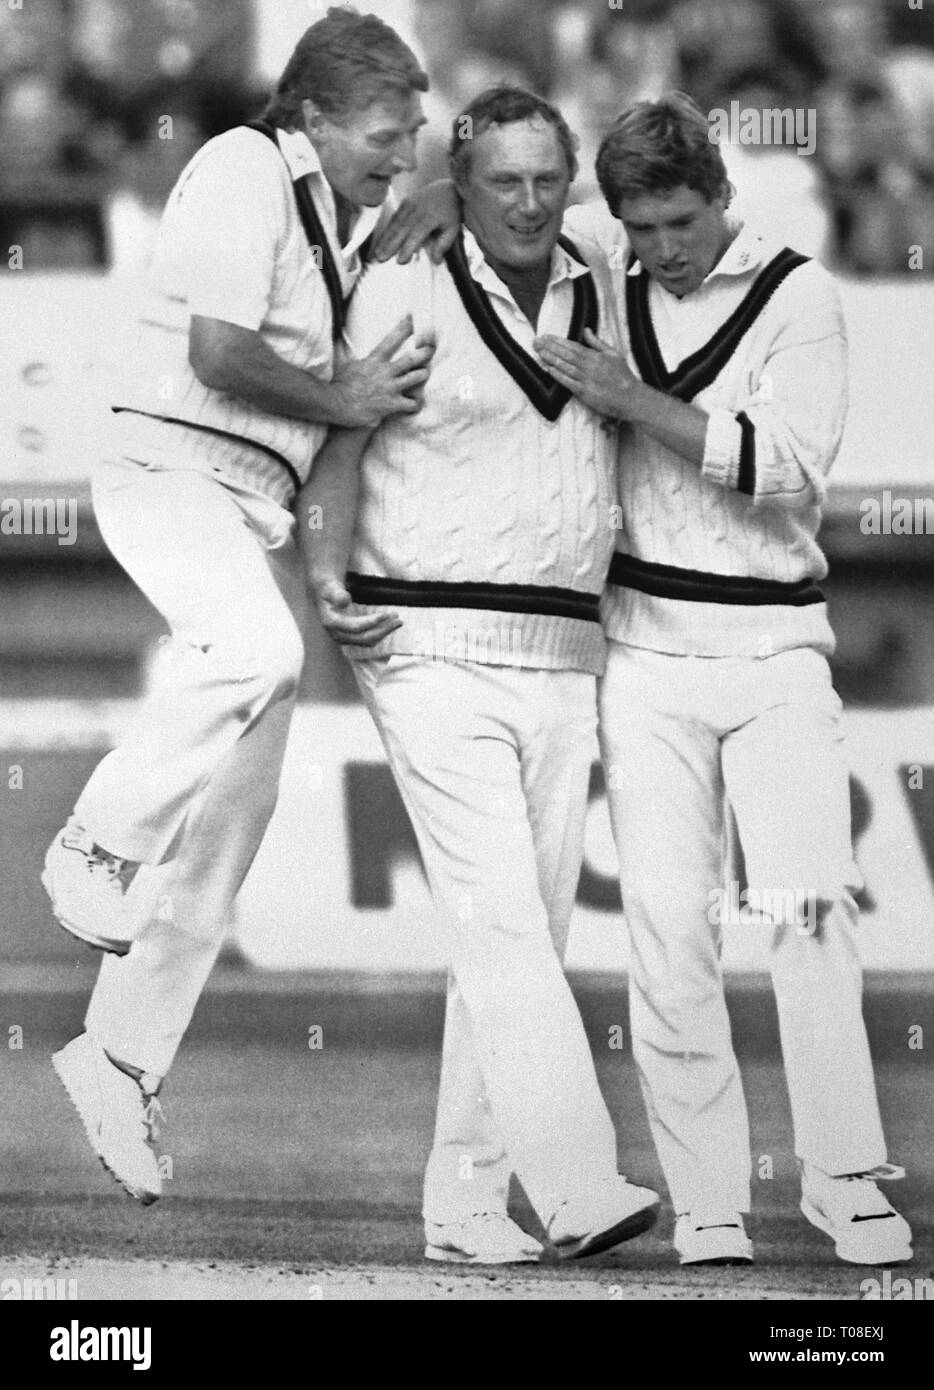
[608,553,824,607]
[244,119,371,341]
[347,572,601,622]
[443,231,598,421]
[626,246,809,402]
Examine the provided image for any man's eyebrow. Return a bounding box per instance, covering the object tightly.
[487,166,565,177]
[624,215,692,229]
[371,115,428,136]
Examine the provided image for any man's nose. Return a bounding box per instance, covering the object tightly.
[657,231,680,262]
[516,182,542,216]
[391,135,418,175]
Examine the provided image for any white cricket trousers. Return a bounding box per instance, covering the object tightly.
[79,454,306,1077]
[598,641,888,1215]
[353,656,620,1227]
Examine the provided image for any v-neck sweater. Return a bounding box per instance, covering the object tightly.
[602,223,847,659]
[340,228,621,674]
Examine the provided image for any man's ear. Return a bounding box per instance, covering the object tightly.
[301,98,327,140]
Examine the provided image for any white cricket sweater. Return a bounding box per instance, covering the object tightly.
[598,220,847,658]
[113,125,385,507]
[341,228,620,674]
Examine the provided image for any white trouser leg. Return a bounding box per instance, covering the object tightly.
[82,460,306,1077]
[422,974,511,1224]
[599,644,752,1215]
[420,665,602,1224]
[84,693,301,1077]
[356,658,619,1227]
[85,924,223,1079]
[75,459,305,865]
[721,649,887,1174]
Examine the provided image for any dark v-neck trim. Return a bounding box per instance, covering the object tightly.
[444,231,598,421]
[244,120,372,341]
[626,246,810,402]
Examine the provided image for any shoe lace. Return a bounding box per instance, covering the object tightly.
[89,847,124,876]
[89,846,138,889]
[844,1164,905,1184]
[828,1165,904,1221]
[63,818,137,887]
[91,851,142,897]
[63,821,132,882]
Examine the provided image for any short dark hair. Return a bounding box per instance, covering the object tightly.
[448,86,579,185]
[596,92,729,211]
[263,6,428,129]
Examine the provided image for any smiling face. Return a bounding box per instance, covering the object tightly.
[457,117,572,275]
[615,183,735,296]
[302,90,426,207]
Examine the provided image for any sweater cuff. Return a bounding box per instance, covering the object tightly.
[701,408,742,491]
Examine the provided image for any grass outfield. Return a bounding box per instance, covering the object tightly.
[1,1017,930,1300]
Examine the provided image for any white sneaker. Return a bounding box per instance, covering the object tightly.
[548,1177,660,1259]
[52,1033,163,1204]
[801,1162,913,1265]
[424,1213,543,1264]
[42,818,138,954]
[675,1212,754,1265]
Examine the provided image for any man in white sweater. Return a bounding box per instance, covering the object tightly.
[303,86,659,1265]
[536,93,912,1268]
[41,9,433,1205]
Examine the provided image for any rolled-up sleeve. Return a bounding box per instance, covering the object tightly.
[701,276,848,510]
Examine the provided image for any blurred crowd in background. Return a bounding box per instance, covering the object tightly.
[2,0,933,275]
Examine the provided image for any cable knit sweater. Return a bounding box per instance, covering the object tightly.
[565,209,847,659]
[341,228,620,674]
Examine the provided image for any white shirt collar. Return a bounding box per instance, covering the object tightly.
[462,225,591,303]
[275,126,384,256]
[626,218,768,289]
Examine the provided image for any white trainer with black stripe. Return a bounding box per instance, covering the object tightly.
[800,1162,913,1265]
[424,1213,543,1264]
[42,817,138,954]
[53,1033,163,1205]
[675,1212,754,1265]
